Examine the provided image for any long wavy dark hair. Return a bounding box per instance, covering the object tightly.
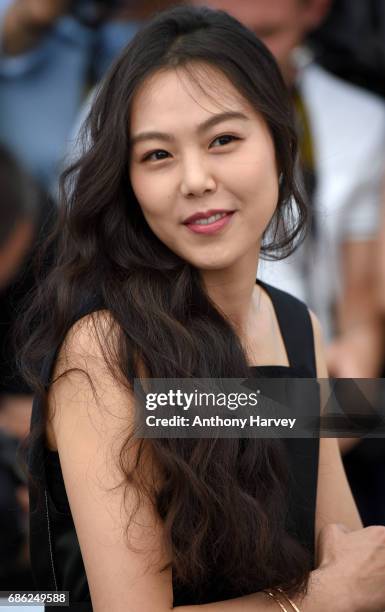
[19,5,311,603]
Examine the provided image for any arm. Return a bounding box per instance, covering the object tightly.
[376,183,385,313]
[52,311,384,612]
[2,0,70,55]
[310,310,363,549]
[49,312,279,612]
[327,239,384,379]
[326,240,383,453]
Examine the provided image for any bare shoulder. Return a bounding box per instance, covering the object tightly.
[45,311,173,610]
[54,309,120,374]
[308,309,329,379]
[308,309,322,339]
[46,309,128,451]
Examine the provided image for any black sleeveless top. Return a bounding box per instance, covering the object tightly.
[28,281,320,611]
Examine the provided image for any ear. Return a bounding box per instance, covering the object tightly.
[302,0,333,31]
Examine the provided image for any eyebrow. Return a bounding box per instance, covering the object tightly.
[130,111,249,147]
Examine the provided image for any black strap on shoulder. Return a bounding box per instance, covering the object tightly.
[257,279,317,376]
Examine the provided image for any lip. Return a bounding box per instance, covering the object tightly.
[182,209,234,224]
[183,210,235,235]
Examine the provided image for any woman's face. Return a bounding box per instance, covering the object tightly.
[129,64,279,271]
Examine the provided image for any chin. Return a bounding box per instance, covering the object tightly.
[190,255,237,271]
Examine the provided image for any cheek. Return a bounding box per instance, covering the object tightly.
[230,145,279,205]
[130,167,172,221]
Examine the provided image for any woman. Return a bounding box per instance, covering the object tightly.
[21,6,385,611]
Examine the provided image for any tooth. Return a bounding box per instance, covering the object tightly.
[193,213,226,225]
[192,212,227,225]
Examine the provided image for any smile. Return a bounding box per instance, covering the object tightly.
[192,212,227,225]
[184,211,235,235]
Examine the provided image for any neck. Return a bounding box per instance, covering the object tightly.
[200,247,260,337]
[280,53,298,88]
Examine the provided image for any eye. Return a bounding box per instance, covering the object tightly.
[142,149,170,162]
[210,134,240,148]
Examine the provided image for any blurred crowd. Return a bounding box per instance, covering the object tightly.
[1,0,385,591]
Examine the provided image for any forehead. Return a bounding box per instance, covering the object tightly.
[129,64,253,132]
[192,0,301,28]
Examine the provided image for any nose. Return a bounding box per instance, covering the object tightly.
[180,153,217,198]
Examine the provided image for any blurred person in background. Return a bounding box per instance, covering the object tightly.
[0,0,166,191]
[63,0,183,177]
[310,0,385,99]
[191,0,385,526]
[0,145,54,588]
[192,0,385,381]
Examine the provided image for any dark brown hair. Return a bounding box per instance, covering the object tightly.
[19,5,310,602]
